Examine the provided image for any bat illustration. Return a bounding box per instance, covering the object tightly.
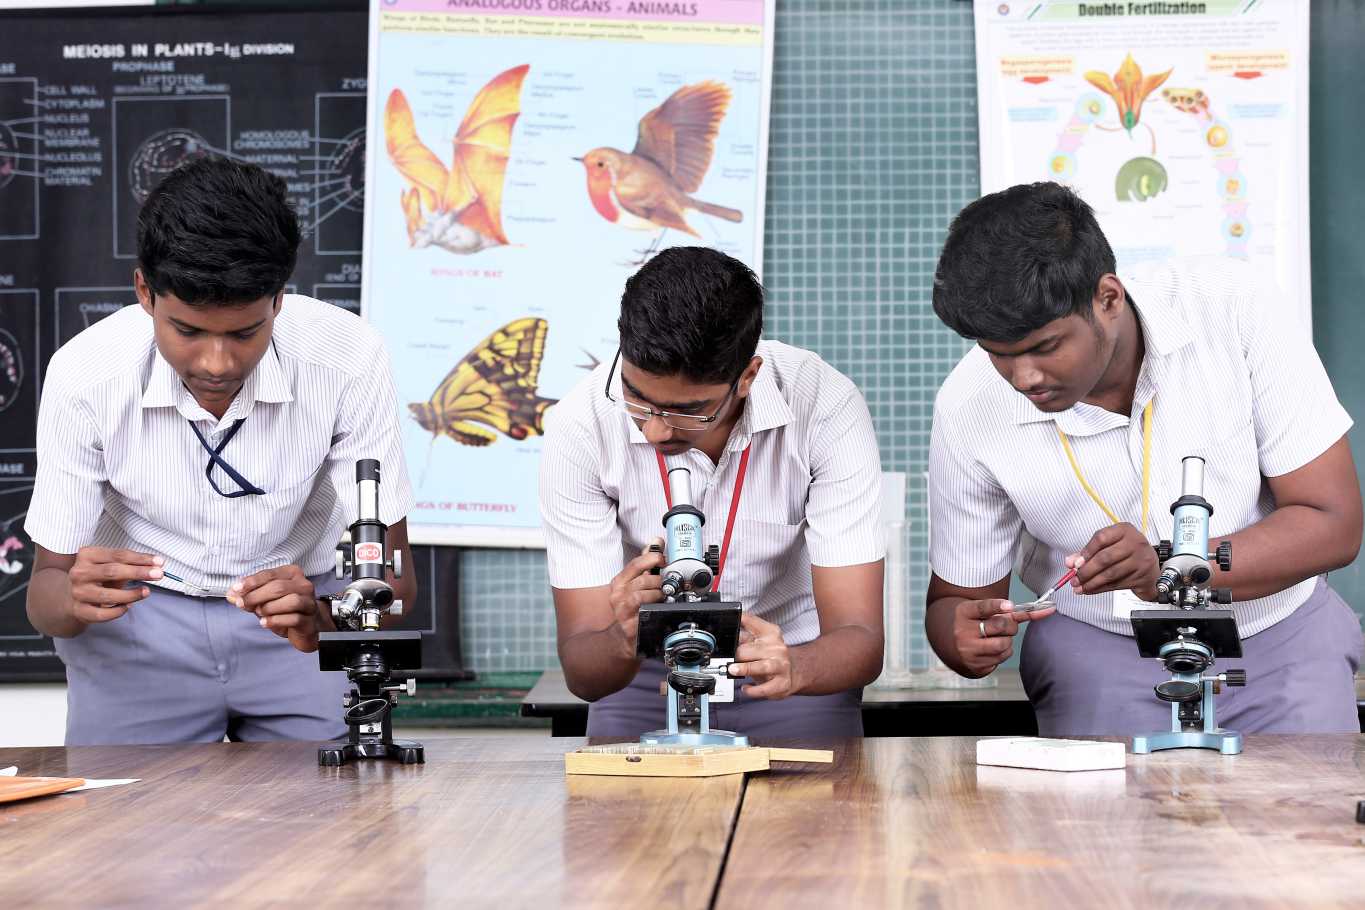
[385,64,529,254]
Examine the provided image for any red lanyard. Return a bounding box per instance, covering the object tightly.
[655,443,751,592]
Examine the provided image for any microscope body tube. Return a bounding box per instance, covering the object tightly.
[349,459,390,630]
[1160,456,1214,596]
[662,467,713,598]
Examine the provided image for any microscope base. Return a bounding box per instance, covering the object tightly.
[640,730,749,748]
[318,738,425,766]
[1132,729,1243,755]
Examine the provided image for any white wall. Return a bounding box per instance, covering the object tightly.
[0,684,67,747]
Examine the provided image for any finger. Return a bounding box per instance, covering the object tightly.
[1080,524,1131,560]
[260,611,307,631]
[72,602,133,624]
[734,640,781,664]
[738,612,781,638]
[968,599,1015,621]
[742,678,788,699]
[255,592,319,618]
[1080,557,1151,594]
[629,572,663,592]
[625,546,666,576]
[89,563,164,585]
[1075,545,1126,585]
[87,549,161,567]
[1064,554,1086,570]
[730,657,783,680]
[73,584,148,607]
[231,579,295,610]
[971,635,1013,658]
[982,613,1021,637]
[231,566,295,597]
[286,628,320,653]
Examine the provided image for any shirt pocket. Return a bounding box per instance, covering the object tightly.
[1182,418,1260,536]
[726,518,806,604]
[250,465,327,537]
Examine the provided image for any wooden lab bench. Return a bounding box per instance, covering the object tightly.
[2,735,1362,907]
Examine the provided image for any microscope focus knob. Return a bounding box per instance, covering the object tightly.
[705,544,720,574]
[1155,540,1172,562]
[1215,541,1232,572]
[391,548,403,580]
[334,547,348,581]
[1223,669,1247,687]
[1212,588,1233,604]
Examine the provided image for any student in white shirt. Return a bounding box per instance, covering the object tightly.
[539,247,886,738]
[25,158,415,744]
[926,181,1362,735]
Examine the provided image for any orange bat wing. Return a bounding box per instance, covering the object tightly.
[385,89,449,213]
[443,64,530,245]
[632,81,731,194]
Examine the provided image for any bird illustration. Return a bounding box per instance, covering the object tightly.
[385,64,529,255]
[576,81,742,262]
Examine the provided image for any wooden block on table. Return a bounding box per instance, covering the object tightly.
[0,776,86,804]
[975,736,1126,772]
[564,744,834,778]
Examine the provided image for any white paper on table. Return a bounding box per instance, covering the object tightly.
[64,779,140,792]
[0,767,138,790]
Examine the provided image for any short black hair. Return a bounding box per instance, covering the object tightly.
[618,247,763,383]
[137,157,300,306]
[932,182,1117,342]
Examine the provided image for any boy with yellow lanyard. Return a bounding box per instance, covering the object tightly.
[924,182,1363,736]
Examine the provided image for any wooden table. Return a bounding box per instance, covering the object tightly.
[3,735,1362,907]
[523,669,1365,737]
[0,736,741,908]
[716,736,1365,909]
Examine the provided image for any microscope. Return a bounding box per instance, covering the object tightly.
[637,465,747,747]
[1131,456,1247,755]
[317,458,424,766]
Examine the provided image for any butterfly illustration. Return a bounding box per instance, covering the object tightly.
[385,65,529,255]
[409,317,557,448]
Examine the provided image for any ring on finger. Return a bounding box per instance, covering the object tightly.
[979,619,988,638]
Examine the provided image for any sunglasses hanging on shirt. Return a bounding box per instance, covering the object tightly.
[188,418,266,498]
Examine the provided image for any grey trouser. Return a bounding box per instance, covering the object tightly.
[587,658,863,740]
[56,574,348,745]
[1020,577,1363,736]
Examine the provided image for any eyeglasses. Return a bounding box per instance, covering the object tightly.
[602,348,740,432]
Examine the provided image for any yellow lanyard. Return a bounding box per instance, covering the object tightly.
[1056,400,1153,535]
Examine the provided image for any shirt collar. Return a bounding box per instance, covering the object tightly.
[140,341,294,421]
[1011,279,1194,432]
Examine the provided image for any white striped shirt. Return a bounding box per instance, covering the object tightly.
[929,257,1353,637]
[26,295,414,596]
[539,340,885,646]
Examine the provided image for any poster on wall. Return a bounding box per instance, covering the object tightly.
[362,0,776,547]
[973,0,1310,321]
[0,2,462,682]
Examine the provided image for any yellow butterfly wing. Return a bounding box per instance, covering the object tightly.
[443,64,530,246]
[385,89,449,214]
[413,317,556,448]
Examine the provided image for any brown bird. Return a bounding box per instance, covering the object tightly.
[576,82,742,260]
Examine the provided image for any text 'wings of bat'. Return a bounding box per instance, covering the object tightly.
[409,317,557,448]
[385,64,529,255]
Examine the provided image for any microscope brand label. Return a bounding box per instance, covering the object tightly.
[355,542,383,564]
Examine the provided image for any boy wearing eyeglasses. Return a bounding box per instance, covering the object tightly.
[24,158,414,745]
[539,246,886,738]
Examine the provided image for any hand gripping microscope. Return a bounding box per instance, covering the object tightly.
[636,465,747,747]
[316,459,424,766]
[1131,456,1247,755]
